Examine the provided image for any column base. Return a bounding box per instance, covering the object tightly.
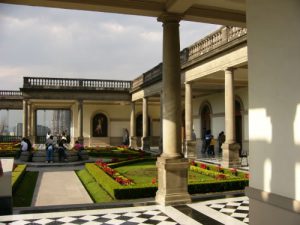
[142,136,151,152]
[130,136,138,149]
[221,142,240,168]
[155,157,191,206]
[184,140,197,159]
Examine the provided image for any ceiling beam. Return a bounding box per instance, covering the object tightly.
[0,0,165,17]
[166,0,195,14]
[184,7,246,27]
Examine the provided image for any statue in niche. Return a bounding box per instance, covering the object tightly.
[92,113,107,137]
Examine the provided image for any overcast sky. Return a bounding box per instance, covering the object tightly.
[0,3,220,90]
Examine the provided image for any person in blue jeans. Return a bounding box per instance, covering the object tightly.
[46,135,54,163]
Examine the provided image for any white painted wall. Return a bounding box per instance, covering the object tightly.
[247,0,300,200]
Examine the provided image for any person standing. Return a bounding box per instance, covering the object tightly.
[122,128,129,145]
[45,135,54,163]
[217,131,225,153]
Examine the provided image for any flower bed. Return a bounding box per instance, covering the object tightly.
[83,160,249,200]
[95,160,133,185]
[85,163,157,199]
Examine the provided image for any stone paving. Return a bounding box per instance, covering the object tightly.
[31,170,93,206]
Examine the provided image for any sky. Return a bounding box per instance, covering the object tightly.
[0,3,220,91]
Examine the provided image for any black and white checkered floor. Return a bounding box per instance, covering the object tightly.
[0,197,249,225]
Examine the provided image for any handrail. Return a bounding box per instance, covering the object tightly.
[23,77,131,90]
[0,90,22,96]
[182,26,247,63]
[132,26,247,91]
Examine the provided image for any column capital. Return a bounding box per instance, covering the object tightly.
[157,13,182,23]
[185,81,193,86]
[224,67,235,73]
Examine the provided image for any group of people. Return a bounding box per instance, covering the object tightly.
[201,130,225,156]
[45,130,84,163]
[18,137,33,161]
[45,131,68,163]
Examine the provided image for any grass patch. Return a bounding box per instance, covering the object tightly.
[13,171,38,207]
[115,160,216,184]
[84,160,249,199]
[114,160,157,184]
[76,169,113,203]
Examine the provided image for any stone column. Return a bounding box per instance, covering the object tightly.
[221,68,240,168]
[78,100,84,144]
[142,97,150,151]
[155,13,191,206]
[22,100,28,137]
[159,92,163,154]
[27,102,32,139]
[129,101,137,148]
[30,107,36,144]
[185,82,196,159]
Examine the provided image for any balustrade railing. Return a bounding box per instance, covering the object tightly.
[0,91,22,96]
[183,26,247,63]
[0,136,22,143]
[132,63,162,90]
[23,77,131,90]
[132,26,247,91]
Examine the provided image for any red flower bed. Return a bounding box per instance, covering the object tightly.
[95,160,133,186]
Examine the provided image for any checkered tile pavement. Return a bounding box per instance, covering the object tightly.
[2,210,179,225]
[207,199,249,224]
[0,197,250,225]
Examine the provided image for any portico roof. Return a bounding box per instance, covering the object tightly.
[0,0,246,27]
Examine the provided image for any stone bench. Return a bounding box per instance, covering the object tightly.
[20,150,89,162]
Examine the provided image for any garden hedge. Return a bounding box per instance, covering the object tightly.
[12,164,27,191]
[85,162,249,200]
[76,169,113,203]
[85,163,157,199]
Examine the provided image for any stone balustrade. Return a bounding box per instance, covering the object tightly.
[183,26,247,62]
[23,77,131,90]
[131,63,162,91]
[131,26,247,91]
[0,91,22,97]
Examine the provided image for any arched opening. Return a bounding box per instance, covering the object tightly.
[92,113,108,137]
[136,114,150,137]
[235,99,243,156]
[200,102,212,139]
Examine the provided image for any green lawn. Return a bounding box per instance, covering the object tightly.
[115,160,215,184]
[13,171,39,207]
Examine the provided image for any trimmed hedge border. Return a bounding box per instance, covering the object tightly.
[12,164,27,191]
[85,161,249,200]
[85,163,157,199]
[76,169,113,203]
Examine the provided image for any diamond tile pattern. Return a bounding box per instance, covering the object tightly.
[3,210,179,225]
[207,199,249,224]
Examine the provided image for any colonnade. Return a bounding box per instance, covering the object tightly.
[20,13,241,206]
